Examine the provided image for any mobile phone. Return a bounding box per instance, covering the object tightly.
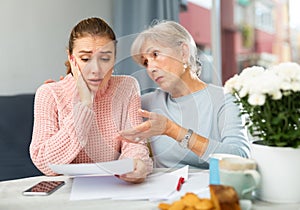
[22,181,65,196]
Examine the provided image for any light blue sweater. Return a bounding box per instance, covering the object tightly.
[141,84,250,169]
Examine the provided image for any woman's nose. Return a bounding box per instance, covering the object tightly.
[146,59,156,72]
[87,57,103,75]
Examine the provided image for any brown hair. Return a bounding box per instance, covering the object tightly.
[65,17,116,74]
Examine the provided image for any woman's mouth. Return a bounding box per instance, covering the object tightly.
[88,78,102,86]
[155,76,163,83]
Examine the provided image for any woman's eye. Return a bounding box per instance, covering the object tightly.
[100,57,111,62]
[81,58,90,62]
[153,51,159,57]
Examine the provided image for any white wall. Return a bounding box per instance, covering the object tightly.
[0,0,113,95]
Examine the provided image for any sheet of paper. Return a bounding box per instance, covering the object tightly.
[69,166,210,201]
[169,165,189,180]
[164,171,210,202]
[49,158,134,176]
[70,173,179,200]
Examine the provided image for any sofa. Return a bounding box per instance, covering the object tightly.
[0,94,42,181]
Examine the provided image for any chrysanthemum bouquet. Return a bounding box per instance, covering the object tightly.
[224,62,300,148]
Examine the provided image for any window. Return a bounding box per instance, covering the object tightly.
[255,1,275,33]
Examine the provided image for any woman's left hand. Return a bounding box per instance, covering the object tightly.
[118,159,148,184]
[119,109,169,142]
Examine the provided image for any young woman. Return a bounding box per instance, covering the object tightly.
[30,17,153,183]
[119,20,250,169]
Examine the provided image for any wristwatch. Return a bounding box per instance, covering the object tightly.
[178,129,193,149]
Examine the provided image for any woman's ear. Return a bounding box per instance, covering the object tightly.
[181,43,190,62]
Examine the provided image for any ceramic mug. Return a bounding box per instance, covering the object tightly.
[209,153,243,185]
[218,157,260,200]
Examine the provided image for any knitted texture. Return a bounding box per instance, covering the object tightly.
[30,74,153,175]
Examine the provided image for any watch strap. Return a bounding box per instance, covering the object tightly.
[179,129,193,149]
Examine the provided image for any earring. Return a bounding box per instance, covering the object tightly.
[183,63,188,69]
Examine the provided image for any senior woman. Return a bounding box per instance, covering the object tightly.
[119,20,250,169]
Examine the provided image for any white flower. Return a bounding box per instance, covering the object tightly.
[271,90,282,100]
[291,81,300,91]
[258,70,282,96]
[280,81,293,91]
[239,86,250,98]
[248,93,266,106]
[272,62,300,88]
[224,74,239,94]
[224,62,300,147]
[224,66,266,98]
[239,66,265,79]
[224,62,300,105]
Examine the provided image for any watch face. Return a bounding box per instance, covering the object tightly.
[179,138,188,149]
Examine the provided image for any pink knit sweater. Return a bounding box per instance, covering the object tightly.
[30,74,153,175]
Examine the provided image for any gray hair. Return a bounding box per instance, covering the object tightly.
[131,20,201,76]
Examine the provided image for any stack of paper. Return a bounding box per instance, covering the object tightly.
[49,159,210,201]
[70,165,209,201]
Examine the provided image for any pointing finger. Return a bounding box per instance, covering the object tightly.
[138,109,151,119]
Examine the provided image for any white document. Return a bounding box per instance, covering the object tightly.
[49,158,134,176]
[169,165,189,180]
[70,173,179,201]
[69,166,210,201]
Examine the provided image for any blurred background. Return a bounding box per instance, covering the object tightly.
[0,0,299,95]
[179,0,300,85]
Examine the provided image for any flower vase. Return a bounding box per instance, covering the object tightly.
[251,143,300,203]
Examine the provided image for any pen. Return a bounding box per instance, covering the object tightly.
[176,177,185,191]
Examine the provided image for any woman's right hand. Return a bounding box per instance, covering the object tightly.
[70,56,94,107]
[119,109,169,141]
